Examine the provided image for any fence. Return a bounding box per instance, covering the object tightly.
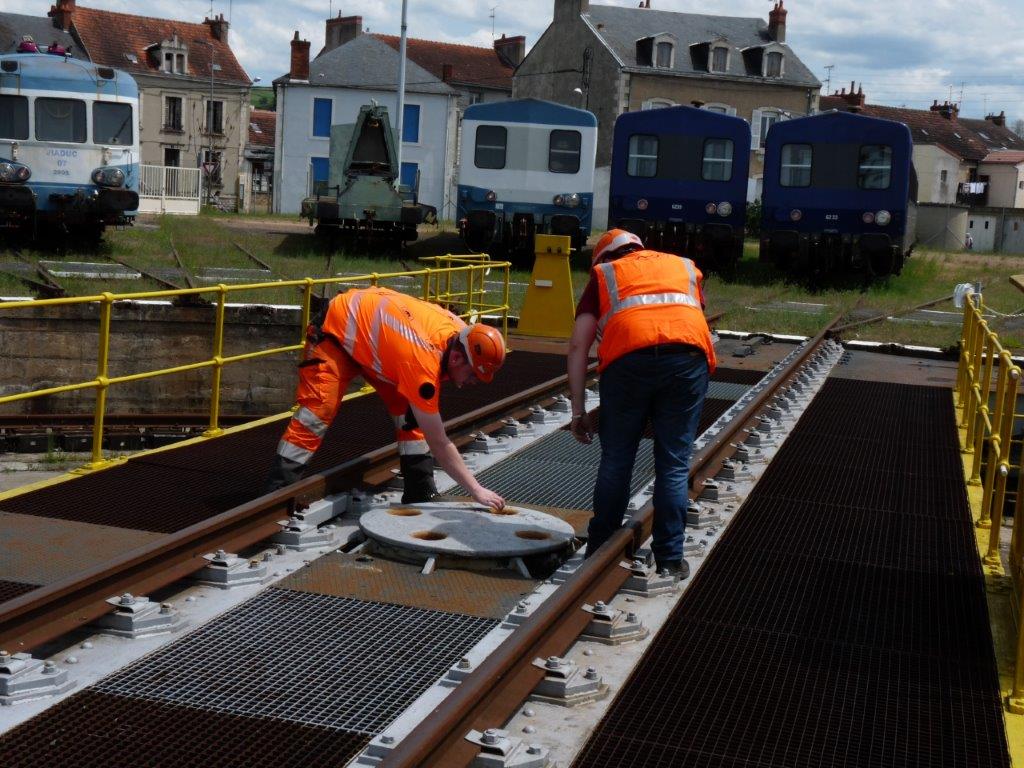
[138,164,202,216]
[0,257,511,473]
[955,289,1024,712]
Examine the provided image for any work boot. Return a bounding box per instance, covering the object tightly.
[655,560,690,583]
[400,453,439,503]
[263,454,305,494]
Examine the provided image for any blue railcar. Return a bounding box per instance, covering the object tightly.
[609,106,750,273]
[0,52,140,242]
[760,110,917,277]
[457,99,597,264]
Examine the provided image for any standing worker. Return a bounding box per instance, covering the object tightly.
[567,230,715,579]
[265,286,507,510]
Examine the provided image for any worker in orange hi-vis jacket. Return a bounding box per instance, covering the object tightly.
[265,286,507,510]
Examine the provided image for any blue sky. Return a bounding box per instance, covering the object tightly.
[7,0,1023,127]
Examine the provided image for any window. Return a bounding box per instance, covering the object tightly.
[711,46,728,72]
[765,51,783,78]
[759,110,781,149]
[313,98,332,138]
[0,95,29,139]
[549,130,581,173]
[403,104,420,143]
[175,53,185,74]
[780,143,812,187]
[858,145,892,189]
[206,100,224,134]
[474,125,506,169]
[203,150,223,182]
[1018,180,1023,190]
[705,105,728,114]
[163,96,182,131]
[940,169,948,183]
[163,52,174,73]
[35,98,86,142]
[702,138,734,181]
[656,41,673,68]
[94,102,132,145]
[627,134,658,177]
[642,99,675,110]
[164,147,181,167]
[310,156,329,195]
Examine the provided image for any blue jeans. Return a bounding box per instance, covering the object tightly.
[587,345,709,566]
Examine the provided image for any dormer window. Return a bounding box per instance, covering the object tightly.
[711,46,729,73]
[656,41,673,68]
[766,51,783,78]
[153,35,188,75]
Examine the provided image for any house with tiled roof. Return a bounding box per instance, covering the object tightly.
[0,11,75,54]
[273,14,520,218]
[820,88,1024,207]
[45,0,252,208]
[515,0,820,205]
[244,109,276,212]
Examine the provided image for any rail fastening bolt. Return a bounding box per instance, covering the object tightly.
[585,666,599,680]
[482,729,500,745]
[119,593,135,606]
[214,549,229,562]
[458,657,472,670]
[43,661,56,674]
[594,601,607,611]
[159,603,173,615]
[523,725,536,734]
[528,744,543,755]
[545,656,562,670]
[627,612,639,623]
[381,735,395,745]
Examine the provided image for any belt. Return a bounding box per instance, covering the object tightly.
[633,343,703,356]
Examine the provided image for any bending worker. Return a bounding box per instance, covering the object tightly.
[265,286,507,510]
[567,229,715,579]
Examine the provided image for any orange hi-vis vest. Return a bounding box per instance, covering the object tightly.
[594,250,717,373]
[320,287,465,413]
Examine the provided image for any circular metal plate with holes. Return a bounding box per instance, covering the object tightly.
[359,501,576,558]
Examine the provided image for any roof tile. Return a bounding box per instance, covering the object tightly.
[374,34,513,91]
[248,109,275,147]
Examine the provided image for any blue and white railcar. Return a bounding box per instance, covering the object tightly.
[609,106,750,273]
[457,99,597,263]
[760,111,917,278]
[0,52,140,241]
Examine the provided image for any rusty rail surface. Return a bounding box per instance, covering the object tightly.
[0,370,585,653]
[383,315,842,768]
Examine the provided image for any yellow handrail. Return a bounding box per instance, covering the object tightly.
[955,291,1024,712]
[0,256,511,471]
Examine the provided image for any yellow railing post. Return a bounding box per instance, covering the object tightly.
[969,328,995,484]
[983,361,1018,565]
[1010,579,1024,713]
[84,292,114,470]
[501,262,510,343]
[956,297,973,410]
[205,284,228,437]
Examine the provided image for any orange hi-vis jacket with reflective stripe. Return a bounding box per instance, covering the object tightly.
[594,250,717,373]
[320,287,466,414]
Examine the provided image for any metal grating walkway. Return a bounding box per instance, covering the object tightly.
[573,378,1009,768]
[0,351,568,533]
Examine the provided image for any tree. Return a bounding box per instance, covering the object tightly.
[1013,118,1024,138]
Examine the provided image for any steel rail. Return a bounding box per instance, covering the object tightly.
[0,369,585,653]
[830,293,956,334]
[383,314,843,768]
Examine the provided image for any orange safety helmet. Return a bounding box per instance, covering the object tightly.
[458,323,506,383]
[591,228,644,266]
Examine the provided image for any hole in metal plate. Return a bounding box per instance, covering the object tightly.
[388,508,422,517]
[412,531,447,541]
[515,530,550,540]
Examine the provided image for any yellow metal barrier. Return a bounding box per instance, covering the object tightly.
[0,256,511,472]
[955,289,1024,713]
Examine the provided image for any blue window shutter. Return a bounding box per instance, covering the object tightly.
[400,162,418,189]
[313,98,332,137]
[403,104,420,143]
[311,157,330,181]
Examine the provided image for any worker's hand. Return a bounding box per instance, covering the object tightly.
[472,486,506,511]
[570,413,593,444]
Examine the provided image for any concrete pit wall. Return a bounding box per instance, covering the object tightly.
[0,302,303,417]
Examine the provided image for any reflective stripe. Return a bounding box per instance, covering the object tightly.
[342,292,361,356]
[382,310,435,352]
[294,406,328,437]
[277,439,314,465]
[368,302,386,381]
[681,257,698,299]
[596,261,701,335]
[397,439,429,455]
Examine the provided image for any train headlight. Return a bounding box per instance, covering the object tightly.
[705,202,717,215]
[91,167,126,188]
[0,161,31,183]
[875,210,892,226]
[862,211,875,224]
[789,208,802,222]
[553,194,564,206]
[484,190,497,203]
[636,198,648,211]
[564,193,581,208]
[717,201,733,217]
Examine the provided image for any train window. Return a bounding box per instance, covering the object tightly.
[627,135,658,177]
[858,145,892,189]
[780,144,812,187]
[0,95,29,140]
[549,130,582,174]
[475,125,507,169]
[701,139,733,181]
[35,98,86,143]
[94,102,133,145]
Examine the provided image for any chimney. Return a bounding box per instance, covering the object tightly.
[930,100,958,122]
[441,63,453,82]
[831,82,865,110]
[768,0,787,43]
[290,31,310,82]
[204,13,229,43]
[986,110,1007,127]
[554,0,590,25]
[493,34,526,67]
[47,0,75,33]
[325,14,362,52]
